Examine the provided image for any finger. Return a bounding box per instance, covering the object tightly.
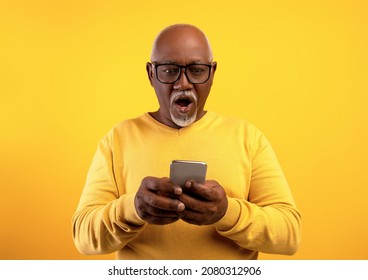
[143,192,185,212]
[179,192,209,213]
[141,204,182,218]
[143,177,169,192]
[184,180,216,201]
[158,185,182,198]
[136,202,180,225]
[179,210,208,225]
[164,178,183,196]
[172,185,183,196]
[144,177,182,197]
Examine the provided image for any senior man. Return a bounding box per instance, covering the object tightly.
[72,24,301,259]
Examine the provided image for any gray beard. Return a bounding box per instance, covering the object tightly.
[169,91,198,127]
[170,110,197,127]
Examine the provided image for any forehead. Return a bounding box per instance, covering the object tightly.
[151,27,212,63]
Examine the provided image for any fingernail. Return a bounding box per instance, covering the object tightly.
[177,202,185,211]
[185,181,192,188]
[174,187,182,195]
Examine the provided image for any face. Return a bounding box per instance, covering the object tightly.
[147,26,217,129]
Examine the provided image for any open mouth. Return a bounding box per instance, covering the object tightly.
[169,91,198,127]
[172,94,195,114]
[175,97,192,108]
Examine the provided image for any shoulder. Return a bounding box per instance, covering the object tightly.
[206,111,262,134]
[98,114,149,144]
[205,111,268,150]
[110,114,148,134]
[210,113,278,159]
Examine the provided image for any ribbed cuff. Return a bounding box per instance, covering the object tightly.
[118,192,146,226]
[212,197,241,231]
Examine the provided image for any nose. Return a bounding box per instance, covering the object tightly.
[173,70,193,91]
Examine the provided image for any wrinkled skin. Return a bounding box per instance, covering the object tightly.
[135,177,228,225]
[134,177,184,225]
[179,180,228,225]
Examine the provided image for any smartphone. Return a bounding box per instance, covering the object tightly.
[170,160,207,187]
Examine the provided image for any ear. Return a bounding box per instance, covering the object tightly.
[146,62,154,86]
[209,61,217,82]
[211,61,217,75]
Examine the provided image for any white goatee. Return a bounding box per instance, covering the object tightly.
[169,90,198,127]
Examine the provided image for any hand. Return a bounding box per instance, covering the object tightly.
[179,180,228,225]
[134,176,185,225]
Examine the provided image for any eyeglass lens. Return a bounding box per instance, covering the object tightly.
[156,64,210,84]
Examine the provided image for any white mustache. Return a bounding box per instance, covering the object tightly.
[170,90,197,105]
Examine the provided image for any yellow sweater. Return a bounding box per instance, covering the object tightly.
[72,112,301,259]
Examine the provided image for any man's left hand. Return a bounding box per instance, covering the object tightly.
[178,180,228,225]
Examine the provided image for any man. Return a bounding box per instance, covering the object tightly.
[72,24,301,259]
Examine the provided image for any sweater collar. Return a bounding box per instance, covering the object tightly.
[144,111,215,134]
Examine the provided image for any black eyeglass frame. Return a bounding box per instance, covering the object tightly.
[151,62,213,84]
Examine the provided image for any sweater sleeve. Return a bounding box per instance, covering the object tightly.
[72,134,146,255]
[213,131,302,255]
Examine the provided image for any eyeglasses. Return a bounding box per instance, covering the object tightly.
[152,62,212,84]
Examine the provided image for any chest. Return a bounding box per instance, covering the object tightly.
[114,130,252,199]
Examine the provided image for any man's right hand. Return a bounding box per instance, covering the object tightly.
[134,177,185,225]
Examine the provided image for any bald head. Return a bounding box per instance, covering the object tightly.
[146,24,217,128]
[150,24,213,63]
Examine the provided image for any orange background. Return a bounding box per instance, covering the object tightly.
[1,0,367,260]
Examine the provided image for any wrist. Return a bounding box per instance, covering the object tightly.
[212,197,240,231]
